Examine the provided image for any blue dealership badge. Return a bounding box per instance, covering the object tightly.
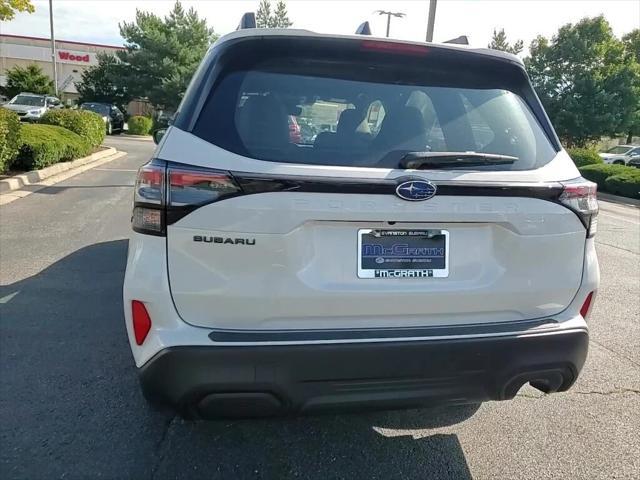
[395,179,437,201]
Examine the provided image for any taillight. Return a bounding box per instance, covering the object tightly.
[133,163,165,235]
[168,167,239,207]
[131,300,152,345]
[559,179,598,237]
[132,160,240,236]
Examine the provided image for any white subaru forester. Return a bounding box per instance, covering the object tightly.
[123,24,599,418]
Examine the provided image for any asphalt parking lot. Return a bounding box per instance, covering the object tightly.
[1,135,638,479]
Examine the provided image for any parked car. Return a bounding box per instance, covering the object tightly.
[2,93,61,121]
[627,156,640,168]
[125,24,598,419]
[599,145,640,165]
[79,102,125,135]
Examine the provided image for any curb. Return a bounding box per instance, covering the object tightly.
[598,192,640,208]
[0,149,126,206]
[0,147,118,193]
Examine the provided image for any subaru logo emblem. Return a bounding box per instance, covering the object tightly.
[395,179,437,201]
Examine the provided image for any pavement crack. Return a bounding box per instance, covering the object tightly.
[594,240,639,255]
[589,339,640,369]
[517,388,640,400]
[150,414,178,480]
[572,388,640,397]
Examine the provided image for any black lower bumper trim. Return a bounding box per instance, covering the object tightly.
[207,318,556,342]
[139,329,588,418]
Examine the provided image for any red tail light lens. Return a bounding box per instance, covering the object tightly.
[580,292,594,319]
[134,163,164,205]
[168,167,239,207]
[131,300,152,345]
[560,179,598,237]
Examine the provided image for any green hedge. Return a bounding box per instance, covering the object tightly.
[567,147,602,167]
[128,116,153,135]
[0,109,21,174]
[579,164,640,199]
[579,164,629,185]
[16,124,91,170]
[40,109,105,148]
[604,171,640,199]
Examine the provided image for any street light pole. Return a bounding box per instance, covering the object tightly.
[426,0,437,42]
[375,10,406,38]
[49,0,58,96]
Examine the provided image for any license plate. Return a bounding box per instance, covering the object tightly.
[357,229,449,278]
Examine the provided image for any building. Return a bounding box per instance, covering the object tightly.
[0,34,123,102]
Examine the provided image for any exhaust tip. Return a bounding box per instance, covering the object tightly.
[502,367,575,399]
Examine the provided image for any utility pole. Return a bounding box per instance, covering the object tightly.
[375,10,406,38]
[426,0,437,42]
[49,0,58,96]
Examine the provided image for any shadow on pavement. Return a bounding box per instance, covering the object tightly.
[0,240,475,480]
[19,183,134,194]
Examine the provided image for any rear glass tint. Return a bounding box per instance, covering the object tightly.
[193,44,557,171]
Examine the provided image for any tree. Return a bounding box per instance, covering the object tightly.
[116,1,217,110]
[488,28,523,55]
[75,53,132,113]
[622,30,640,142]
[525,16,640,147]
[256,0,271,28]
[1,64,53,98]
[0,0,34,21]
[272,1,292,28]
[256,0,292,28]
[622,29,640,63]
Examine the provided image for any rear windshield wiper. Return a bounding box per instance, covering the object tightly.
[399,151,519,169]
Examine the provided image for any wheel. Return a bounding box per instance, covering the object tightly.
[613,160,624,165]
[106,121,113,135]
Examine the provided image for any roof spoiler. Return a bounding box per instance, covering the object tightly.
[444,35,469,45]
[355,21,372,35]
[237,12,256,30]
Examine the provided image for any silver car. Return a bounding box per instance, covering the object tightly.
[598,145,640,165]
[2,93,62,121]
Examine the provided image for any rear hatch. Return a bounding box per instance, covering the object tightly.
[158,35,588,332]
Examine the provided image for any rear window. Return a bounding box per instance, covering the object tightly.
[192,43,557,171]
[81,103,109,115]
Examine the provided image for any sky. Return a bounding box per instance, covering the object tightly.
[1,0,639,54]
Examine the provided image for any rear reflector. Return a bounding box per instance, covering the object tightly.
[580,292,594,319]
[131,300,152,345]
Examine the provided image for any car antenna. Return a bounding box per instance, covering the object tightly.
[355,21,372,35]
[443,35,469,45]
[237,12,257,30]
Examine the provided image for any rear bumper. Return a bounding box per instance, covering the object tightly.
[139,328,588,418]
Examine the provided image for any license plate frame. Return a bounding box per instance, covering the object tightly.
[357,229,449,279]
